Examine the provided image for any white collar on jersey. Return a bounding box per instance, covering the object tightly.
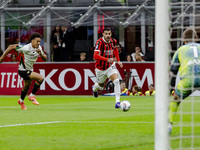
[103,37,110,43]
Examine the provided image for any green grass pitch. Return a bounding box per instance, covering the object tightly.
[0,96,200,150]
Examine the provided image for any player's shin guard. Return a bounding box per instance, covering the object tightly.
[31,80,42,94]
[169,101,180,123]
[113,79,120,103]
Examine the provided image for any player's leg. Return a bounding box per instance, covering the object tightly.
[92,69,107,98]
[92,82,104,97]
[109,73,121,108]
[28,72,44,105]
[18,79,32,110]
[168,93,181,134]
[168,79,192,133]
[18,70,33,110]
[107,64,121,108]
[20,79,32,102]
[169,93,181,123]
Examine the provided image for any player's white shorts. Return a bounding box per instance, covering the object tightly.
[95,63,118,83]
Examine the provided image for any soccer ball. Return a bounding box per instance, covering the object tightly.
[120,100,131,112]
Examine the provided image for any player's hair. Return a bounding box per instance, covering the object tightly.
[183,28,198,42]
[103,27,111,32]
[29,33,42,42]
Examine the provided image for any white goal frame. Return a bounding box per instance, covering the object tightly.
[155,0,170,150]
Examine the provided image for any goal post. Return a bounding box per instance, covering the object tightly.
[155,0,170,150]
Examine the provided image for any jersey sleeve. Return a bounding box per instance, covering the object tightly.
[113,47,120,61]
[93,51,108,61]
[170,49,180,90]
[16,44,30,53]
[15,45,25,53]
[94,40,102,53]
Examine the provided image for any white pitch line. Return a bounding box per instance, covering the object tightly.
[0,121,66,128]
[0,121,154,128]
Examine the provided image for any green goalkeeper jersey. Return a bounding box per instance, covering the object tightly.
[16,43,44,71]
[171,42,200,78]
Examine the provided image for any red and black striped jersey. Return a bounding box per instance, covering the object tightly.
[94,37,117,70]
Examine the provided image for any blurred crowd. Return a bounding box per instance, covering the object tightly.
[120,81,156,96]
[51,25,154,62]
[51,25,75,61]
[0,25,155,62]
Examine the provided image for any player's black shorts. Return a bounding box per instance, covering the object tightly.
[18,70,32,80]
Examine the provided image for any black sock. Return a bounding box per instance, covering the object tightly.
[21,90,27,100]
[32,81,42,94]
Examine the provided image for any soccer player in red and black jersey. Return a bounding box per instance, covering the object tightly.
[92,27,123,108]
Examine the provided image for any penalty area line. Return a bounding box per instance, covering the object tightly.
[0,121,154,128]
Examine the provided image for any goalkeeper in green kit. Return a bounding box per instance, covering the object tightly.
[169,28,200,133]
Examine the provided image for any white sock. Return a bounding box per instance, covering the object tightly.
[30,93,35,97]
[113,79,120,103]
[93,83,101,92]
[20,99,24,103]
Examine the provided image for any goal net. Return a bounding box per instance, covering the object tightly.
[169,1,200,150]
[155,0,200,150]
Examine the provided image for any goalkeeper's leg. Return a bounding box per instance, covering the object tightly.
[168,94,181,134]
[168,81,192,134]
[169,101,180,124]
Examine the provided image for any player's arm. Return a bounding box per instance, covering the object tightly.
[0,44,19,63]
[113,47,123,68]
[170,51,180,93]
[40,53,47,61]
[35,48,47,61]
[93,41,114,63]
[93,51,115,63]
